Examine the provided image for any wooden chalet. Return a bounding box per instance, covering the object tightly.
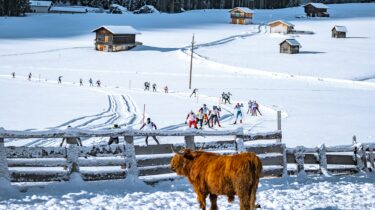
[280,39,301,54]
[304,3,329,17]
[268,20,294,34]
[229,7,254,25]
[332,25,347,38]
[92,26,142,52]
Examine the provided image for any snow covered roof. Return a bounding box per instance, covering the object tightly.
[305,3,329,9]
[140,5,159,13]
[110,4,128,12]
[229,7,255,14]
[30,1,52,7]
[92,25,141,35]
[332,25,347,32]
[268,20,294,27]
[280,39,301,47]
[50,6,88,13]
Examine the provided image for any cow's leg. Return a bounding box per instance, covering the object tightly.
[209,194,218,210]
[250,179,260,209]
[237,189,251,210]
[227,195,235,203]
[197,192,208,210]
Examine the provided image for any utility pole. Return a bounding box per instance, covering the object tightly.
[189,34,195,90]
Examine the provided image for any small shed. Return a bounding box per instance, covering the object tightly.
[92,25,142,52]
[304,3,329,17]
[30,1,52,13]
[229,7,254,25]
[279,39,301,54]
[332,25,347,38]
[268,20,294,34]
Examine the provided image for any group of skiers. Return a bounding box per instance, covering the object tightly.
[185,104,222,129]
[144,82,169,93]
[12,72,103,87]
[221,92,232,104]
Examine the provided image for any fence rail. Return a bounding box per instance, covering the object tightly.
[0,129,374,187]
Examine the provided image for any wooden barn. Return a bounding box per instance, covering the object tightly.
[280,39,301,54]
[268,20,294,34]
[332,25,347,38]
[92,25,142,52]
[304,3,329,17]
[29,1,52,13]
[229,7,254,25]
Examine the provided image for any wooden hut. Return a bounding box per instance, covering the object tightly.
[29,1,52,13]
[268,20,294,34]
[92,26,142,52]
[304,3,329,17]
[229,7,254,25]
[332,25,347,38]
[279,39,301,54]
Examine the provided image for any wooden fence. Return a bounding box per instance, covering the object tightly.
[0,128,374,186]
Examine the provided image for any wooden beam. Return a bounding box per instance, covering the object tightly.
[184,136,195,150]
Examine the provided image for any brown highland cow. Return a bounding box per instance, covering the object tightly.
[170,148,262,210]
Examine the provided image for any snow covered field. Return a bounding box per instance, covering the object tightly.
[0,3,375,209]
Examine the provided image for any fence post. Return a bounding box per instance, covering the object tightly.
[294,146,306,177]
[352,136,368,172]
[318,144,331,177]
[0,138,10,183]
[185,136,196,150]
[277,111,282,143]
[235,135,245,153]
[368,146,375,171]
[66,145,80,176]
[124,135,138,177]
[281,144,288,178]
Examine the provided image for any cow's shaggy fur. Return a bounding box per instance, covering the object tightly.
[170,149,262,210]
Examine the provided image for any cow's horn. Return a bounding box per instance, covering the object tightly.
[199,143,205,151]
[171,145,184,156]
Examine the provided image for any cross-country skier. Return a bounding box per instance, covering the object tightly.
[233,103,244,124]
[253,101,262,116]
[185,111,198,129]
[164,85,168,93]
[200,104,210,125]
[144,82,150,91]
[108,124,120,145]
[190,88,198,98]
[196,109,204,129]
[60,126,82,147]
[89,78,93,86]
[28,72,32,81]
[11,72,15,78]
[209,106,221,128]
[247,100,254,115]
[58,76,62,84]
[152,83,157,92]
[79,78,83,86]
[140,118,160,146]
[96,80,101,87]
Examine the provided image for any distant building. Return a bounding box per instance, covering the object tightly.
[229,7,254,25]
[92,25,142,52]
[29,1,52,13]
[304,3,329,17]
[49,6,88,14]
[280,39,301,54]
[268,20,294,34]
[332,25,347,38]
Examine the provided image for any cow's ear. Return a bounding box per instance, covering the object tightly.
[183,149,195,160]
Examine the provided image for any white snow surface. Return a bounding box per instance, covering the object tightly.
[1,175,375,209]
